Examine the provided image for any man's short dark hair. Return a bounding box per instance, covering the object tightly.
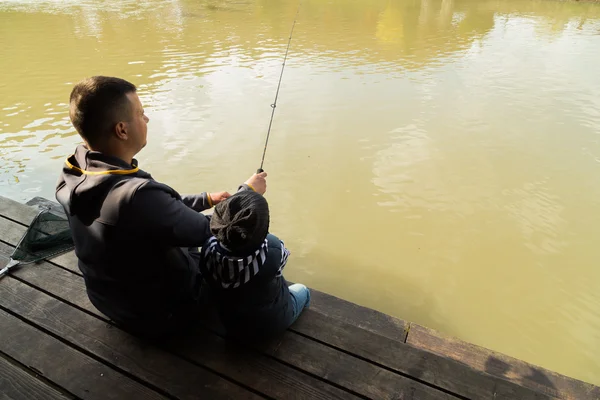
[69,76,137,146]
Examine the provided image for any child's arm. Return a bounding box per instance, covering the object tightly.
[263,234,290,278]
[276,240,291,277]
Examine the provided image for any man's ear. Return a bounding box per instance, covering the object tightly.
[114,121,128,141]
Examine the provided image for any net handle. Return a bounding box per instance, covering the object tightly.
[0,259,19,279]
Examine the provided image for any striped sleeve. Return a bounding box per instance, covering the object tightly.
[276,240,290,277]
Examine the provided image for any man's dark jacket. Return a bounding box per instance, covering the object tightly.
[56,144,247,337]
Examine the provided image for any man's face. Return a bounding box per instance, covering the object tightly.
[125,91,149,152]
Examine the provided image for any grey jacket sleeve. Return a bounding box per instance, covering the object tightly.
[181,184,254,212]
[181,193,212,212]
[127,184,212,247]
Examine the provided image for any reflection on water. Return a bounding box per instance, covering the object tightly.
[2,0,600,385]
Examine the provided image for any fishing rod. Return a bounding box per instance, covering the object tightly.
[257,1,302,174]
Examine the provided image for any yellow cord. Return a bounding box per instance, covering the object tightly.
[65,157,139,176]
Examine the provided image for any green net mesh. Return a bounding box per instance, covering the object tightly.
[11,208,74,264]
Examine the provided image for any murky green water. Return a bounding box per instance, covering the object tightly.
[1,0,600,385]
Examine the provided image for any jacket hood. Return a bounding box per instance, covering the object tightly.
[56,144,150,222]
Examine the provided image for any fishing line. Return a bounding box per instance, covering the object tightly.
[257,1,301,173]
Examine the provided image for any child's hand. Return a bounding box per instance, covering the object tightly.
[209,191,231,205]
[245,171,268,194]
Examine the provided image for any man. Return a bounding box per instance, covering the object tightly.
[56,76,267,339]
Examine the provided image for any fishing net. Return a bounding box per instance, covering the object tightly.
[11,207,74,264]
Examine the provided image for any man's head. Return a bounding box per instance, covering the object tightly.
[210,191,270,255]
[69,76,149,158]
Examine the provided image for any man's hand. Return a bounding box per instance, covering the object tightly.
[245,171,267,194]
[209,191,231,206]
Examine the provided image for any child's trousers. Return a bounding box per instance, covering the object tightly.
[285,283,311,327]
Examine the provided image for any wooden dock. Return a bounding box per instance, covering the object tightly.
[0,195,598,400]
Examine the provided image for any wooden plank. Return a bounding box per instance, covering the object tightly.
[0,196,38,224]
[406,324,600,400]
[0,215,28,249]
[193,307,455,400]
[307,289,408,342]
[187,304,452,399]
[290,309,556,400]
[0,244,361,400]
[263,331,453,400]
[0,353,73,400]
[0,276,263,400]
[194,308,455,399]
[48,250,79,273]
[0,310,167,400]
[167,329,362,400]
[0,241,96,315]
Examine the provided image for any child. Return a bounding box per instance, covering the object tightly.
[199,190,310,340]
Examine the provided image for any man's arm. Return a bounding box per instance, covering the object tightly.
[127,183,212,248]
[180,188,249,213]
[179,171,269,211]
[180,193,212,212]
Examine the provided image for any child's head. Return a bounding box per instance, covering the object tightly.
[210,190,270,255]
